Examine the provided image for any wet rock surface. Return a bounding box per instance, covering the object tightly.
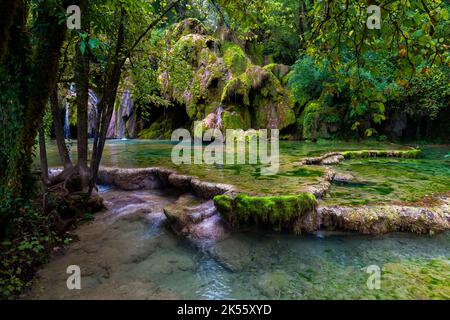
[98,167,235,199]
[318,196,450,235]
[332,173,355,183]
[163,194,229,242]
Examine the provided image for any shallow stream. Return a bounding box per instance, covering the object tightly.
[28,140,449,299]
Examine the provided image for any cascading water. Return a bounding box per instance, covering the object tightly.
[64,84,76,140]
[88,89,98,137]
[117,89,133,140]
[64,101,70,139]
[216,106,224,129]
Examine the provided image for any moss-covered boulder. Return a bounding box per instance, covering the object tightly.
[299,101,342,140]
[158,32,227,120]
[169,18,210,42]
[222,42,248,76]
[221,108,251,131]
[154,18,297,134]
[263,64,291,84]
[221,65,296,129]
[214,193,318,234]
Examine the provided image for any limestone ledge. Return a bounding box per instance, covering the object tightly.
[97,167,235,199]
[49,166,450,235]
[298,149,422,166]
[318,196,450,235]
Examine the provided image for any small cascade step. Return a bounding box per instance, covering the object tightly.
[163,193,228,241]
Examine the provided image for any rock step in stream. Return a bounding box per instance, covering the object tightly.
[90,166,450,240]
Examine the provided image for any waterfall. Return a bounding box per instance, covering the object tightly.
[117,89,133,140]
[88,89,98,137]
[64,100,70,139]
[64,83,76,140]
[216,106,224,129]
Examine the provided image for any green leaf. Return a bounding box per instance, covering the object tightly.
[80,41,86,55]
[88,38,100,50]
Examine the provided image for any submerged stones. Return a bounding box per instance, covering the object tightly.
[257,271,292,298]
[212,237,253,272]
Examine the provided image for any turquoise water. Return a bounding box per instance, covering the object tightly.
[31,140,449,300]
[28,189,450,300]
[44,139,450,204]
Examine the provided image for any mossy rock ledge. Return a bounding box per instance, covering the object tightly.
[213,193,319,234]
[51,166,450,236]
[214,193,450,235]
[300,148,422,166]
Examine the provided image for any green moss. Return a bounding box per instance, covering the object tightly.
[301,102,321,140]
[223,42,248,76]
[169,18,209,42]
[222,109,251,131]
[214,193,317,230]
[263,64,291,82]
[139,117,173,139]
[341,149,422,159]
[221,76,251,106]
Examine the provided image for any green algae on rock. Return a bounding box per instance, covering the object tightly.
[222,42,248,76]
[341,149,422,159]
[214,193,318,234]
[154,18,296,136]
[301,148,422,166]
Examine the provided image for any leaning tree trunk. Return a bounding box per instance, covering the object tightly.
[89,10,126,194]
[50,86,73,169]
[88,0,183,194]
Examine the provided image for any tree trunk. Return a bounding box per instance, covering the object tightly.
[0,0,20,62]
[50,86,73,169]
[7,5,67,197]
[39,125,49,183]
[88,1,183,194]
[89,10,127,194]
[74,38,90,189]
[73,0,91,191]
